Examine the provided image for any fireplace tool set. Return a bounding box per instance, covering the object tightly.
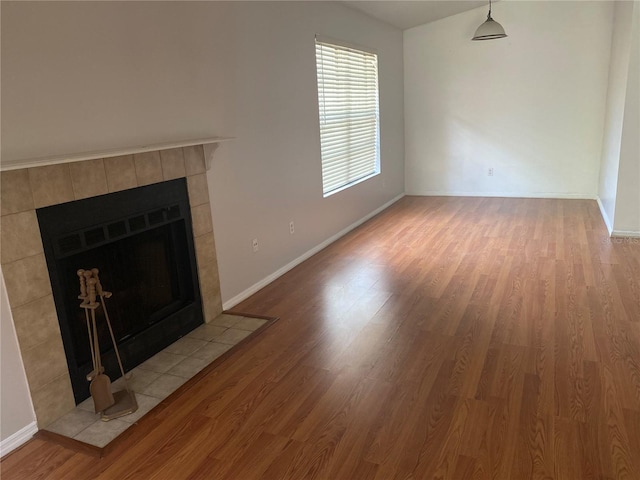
[78,268,138,420]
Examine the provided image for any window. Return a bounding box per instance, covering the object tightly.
[315,37,380,196]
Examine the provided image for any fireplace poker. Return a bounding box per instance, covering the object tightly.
[78,270,103,381]
[78,270,96,377]
[91,268,138,421]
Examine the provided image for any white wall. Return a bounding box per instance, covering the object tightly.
[0,269,37,455]
[404,1,613,198]
[598,1,634,232]
[612,2,640,235]
[1,1,405,304]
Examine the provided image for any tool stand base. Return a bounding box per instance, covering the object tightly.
[101,390,138,421]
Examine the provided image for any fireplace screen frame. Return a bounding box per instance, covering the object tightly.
[37,178,203,404]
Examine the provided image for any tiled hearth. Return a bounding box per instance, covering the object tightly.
[0,144,223,429]
[44,313,268,448]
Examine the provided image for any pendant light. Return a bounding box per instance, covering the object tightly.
[472,0,507,41]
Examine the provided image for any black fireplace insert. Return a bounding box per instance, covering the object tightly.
[37,178,203,404]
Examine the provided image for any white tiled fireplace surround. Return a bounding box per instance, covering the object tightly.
[0,144,224,429]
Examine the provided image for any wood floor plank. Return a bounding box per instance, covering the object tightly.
[320,378,392,479]
[553,417,583,480]
[2,196,639,480]
[511,373,554,479]
[363,379,422,465]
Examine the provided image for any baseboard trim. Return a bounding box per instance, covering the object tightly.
[596,197,614,235]
[0,421,38,458]
[222,193,405,310]
[612,230,640,238]
[406,191,597,200]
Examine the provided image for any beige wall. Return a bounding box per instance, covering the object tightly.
[207,2,404,305]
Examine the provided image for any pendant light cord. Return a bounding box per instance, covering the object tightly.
[488,0,492,19]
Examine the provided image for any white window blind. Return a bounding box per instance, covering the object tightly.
[315,38,380,196]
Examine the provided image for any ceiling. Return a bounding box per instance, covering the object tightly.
[343,1,487,30]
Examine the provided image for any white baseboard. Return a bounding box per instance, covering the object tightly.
[406,191,597,200]
[0,421,37,458]
[596,197,614,235]
[612,230,640,238]
[223,193,405,310]
[596,197,640,237]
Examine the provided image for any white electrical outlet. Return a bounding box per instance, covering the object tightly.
[252,238,259,252]
[289,221,295,235]
[488,168,494,176]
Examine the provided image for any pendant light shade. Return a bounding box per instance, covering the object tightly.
[472,1,507,41]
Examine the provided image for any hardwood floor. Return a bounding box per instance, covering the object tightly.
[2,196,639,480]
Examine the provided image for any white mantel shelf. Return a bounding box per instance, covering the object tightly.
[0,136,233,172]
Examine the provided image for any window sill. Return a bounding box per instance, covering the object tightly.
[323,171,380,198]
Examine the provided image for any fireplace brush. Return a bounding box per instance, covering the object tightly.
[78,269,138,420]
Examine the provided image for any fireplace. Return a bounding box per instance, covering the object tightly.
[37,179,202,403]
[0,144,223,427]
